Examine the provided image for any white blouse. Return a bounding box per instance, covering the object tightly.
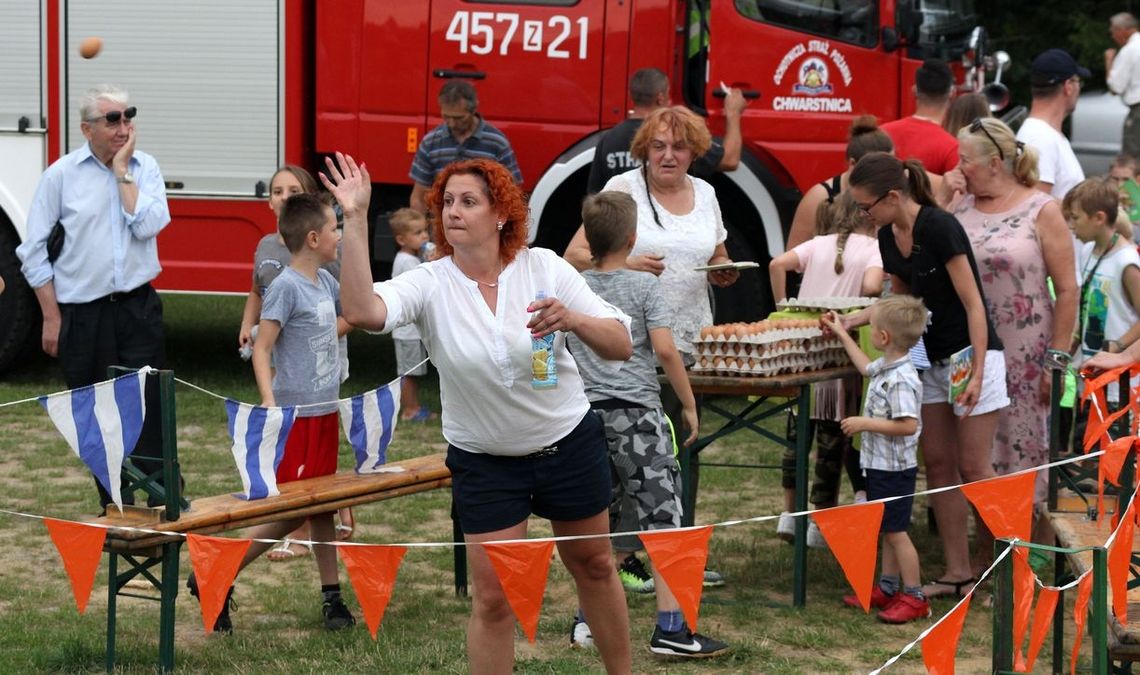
[374,247,630,456]
[602,168,726,355]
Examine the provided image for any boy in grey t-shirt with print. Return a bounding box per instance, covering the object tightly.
[566,191,727,658]
[188,194,356,634]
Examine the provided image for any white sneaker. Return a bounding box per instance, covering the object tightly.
[854,490,868,504]
[776,512,794,542]
[807,521,828,549]
[570,616,594,649]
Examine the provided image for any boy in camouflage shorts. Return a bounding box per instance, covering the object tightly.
[565,191,728,658]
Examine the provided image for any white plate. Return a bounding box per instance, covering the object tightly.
[693,261,761,272]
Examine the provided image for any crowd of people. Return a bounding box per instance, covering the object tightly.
[15,12,1140,669]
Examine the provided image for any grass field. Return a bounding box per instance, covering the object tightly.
[0,295,1090,673]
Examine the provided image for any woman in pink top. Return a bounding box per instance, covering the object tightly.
[946,117,1077,562]
[769,193,884,546]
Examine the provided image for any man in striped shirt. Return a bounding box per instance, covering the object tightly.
[409,81,522,212]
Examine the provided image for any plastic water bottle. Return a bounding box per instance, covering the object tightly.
[531,291,558,389]
[238,324,259,361]
[419,241,437,262]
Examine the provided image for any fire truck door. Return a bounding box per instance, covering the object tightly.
[63,1,281,195]
[706,1,903,191]
[0,2,46,234]
[428,0,606,187]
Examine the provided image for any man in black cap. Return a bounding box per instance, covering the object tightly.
[1015,48,1091,198]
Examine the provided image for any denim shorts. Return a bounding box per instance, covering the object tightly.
[446,411,610,534]
[866,467,918,533]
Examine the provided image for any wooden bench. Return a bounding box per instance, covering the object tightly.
[1050,508,1140,670]
[87,369,458,672]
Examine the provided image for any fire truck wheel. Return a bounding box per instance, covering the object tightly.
[0,222,40,375]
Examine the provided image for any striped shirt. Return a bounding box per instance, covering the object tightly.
[409,117,522,187]
[860,356,922,472]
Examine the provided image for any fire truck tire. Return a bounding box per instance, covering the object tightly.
[0,221,40,375]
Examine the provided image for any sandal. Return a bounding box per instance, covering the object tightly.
[266,538,311,562]
[401,407,437,423]
[922,577,976,599]
[336,507,355,541]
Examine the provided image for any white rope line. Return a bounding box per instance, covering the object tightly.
[0,367,157,410]
[172,358,427,410]
[869,544,1014,675]
[0,451,1117,551]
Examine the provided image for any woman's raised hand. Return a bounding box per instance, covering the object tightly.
[319,152,372,217]
[527,295,578,338]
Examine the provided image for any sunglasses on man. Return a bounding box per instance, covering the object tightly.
[87,106,137,125]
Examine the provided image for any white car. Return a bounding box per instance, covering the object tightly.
[1070,90,1130,177]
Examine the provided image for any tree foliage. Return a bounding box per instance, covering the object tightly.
[976,1,1136,101]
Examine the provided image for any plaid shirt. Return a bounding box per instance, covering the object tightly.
[860,356,922,472]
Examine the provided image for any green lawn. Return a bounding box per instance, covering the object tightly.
[0,295,1087,673]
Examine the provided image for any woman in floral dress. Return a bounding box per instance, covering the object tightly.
[948,118,1077,508]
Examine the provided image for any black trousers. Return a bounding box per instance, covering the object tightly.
[58,284,166,509]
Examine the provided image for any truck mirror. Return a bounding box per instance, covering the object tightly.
[882,27,900,53]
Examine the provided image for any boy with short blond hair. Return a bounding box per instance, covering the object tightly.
[567,190,728,657]
[822,296,929,624]
[389,207,436,421]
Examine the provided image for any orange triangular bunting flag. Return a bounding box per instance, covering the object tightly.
[811,502,883,612]
[340,545,407,639]
[1083,390,1112,453]
[1011,548,1034,670]
[483,540,555,643]
[187,533,251,633]
[961,472,1034,541]
[1024,587,1060,672]
[1102,437,1136,487]
[44,519,107,615]
[640,526,713,631]
[922,594,972,674]
[1108,499,1136,626]
[1071,574,1093,675]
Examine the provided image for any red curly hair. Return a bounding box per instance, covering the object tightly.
[425,159,530,265]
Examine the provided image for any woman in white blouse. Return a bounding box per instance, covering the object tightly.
[325,153,634,674]
[566,106,740,359]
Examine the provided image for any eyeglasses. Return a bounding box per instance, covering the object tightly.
[969,118,1004,162]
[856,193,888,214]
[86,106,137,126]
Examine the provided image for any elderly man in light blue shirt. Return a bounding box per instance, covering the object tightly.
[17,83,171,512]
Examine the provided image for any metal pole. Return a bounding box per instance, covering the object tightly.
[793,384,810,608]
[1092,547,1108,675]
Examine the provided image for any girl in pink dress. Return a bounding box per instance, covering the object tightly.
[769,193,884,545]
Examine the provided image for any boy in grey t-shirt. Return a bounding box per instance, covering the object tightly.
[188,194,356,634]
[566,192,727,658]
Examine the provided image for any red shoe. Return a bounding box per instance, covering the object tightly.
[843,585,896,610]
[877,593,931,624]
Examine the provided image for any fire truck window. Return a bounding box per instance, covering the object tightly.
[735,0,878,48]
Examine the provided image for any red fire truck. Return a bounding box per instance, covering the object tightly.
[0,0,991,373]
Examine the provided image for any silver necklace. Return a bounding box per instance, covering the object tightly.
[459,264,502,288]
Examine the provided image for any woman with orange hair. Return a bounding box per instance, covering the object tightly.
[326,153,634,673]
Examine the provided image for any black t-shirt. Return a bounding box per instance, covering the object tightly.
[878,205,1003,361]
[586,118,726,193]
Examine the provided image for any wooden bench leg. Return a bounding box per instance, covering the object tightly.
[158,540,181,673]
[106,553,118,672]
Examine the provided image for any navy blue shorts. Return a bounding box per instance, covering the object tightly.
[446,411,611,535]
[866,467,918,533]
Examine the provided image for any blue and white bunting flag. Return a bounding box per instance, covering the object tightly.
[338,381,402,473]
[39,369,149,512]
[223,400,296,500]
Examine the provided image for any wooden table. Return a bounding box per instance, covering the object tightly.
[683,366,859,607]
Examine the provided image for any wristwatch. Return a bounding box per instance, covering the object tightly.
[116,172,135,184]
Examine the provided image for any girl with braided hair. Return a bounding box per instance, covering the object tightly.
[768,191,884,546]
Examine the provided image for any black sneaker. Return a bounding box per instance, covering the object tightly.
[617,554,654,594]
[648,625,729,658]
[322,595,356,631]
[186,573,236,634]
